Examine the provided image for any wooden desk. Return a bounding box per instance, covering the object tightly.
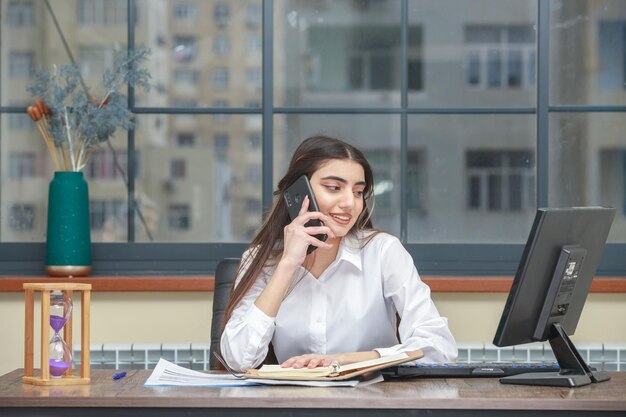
[1,369,625,416]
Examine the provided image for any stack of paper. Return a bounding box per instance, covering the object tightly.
[144,358,382,387]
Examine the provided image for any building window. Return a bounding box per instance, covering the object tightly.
[79,46,115,78]
[90,200,125,230]
[8,113,34,130]
[85,150,127,180]
[246,68,262,89]
[213,100,229,121]
[247,133,261,149]
[173,3,197,20]
[246,4,261,28]
[246,36,262,54]
[245,165,262,182]
[78,0,126,26]
[466,150,535,211]
[246,198,262,214]
[465,25,536,89]
[213,68,229,89]
[9,204,35,231]
[214,134,229,155]
[173,36,198,62]
[173,69,198,85]
[168,205,190,230]
[170,159,186,179]
[9,52,34,78]
[213,36,230,55]
[214,3,230,27]
[173,99,197,108]
[176,133,195,147]
[598,21,626,90]
[9,152,37,178]
[7,0,34,27]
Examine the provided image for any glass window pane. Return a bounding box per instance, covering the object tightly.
[549,113,626,243]
[550,0,626,105]
[134,115,263,242]
[409,0,536,107]
[275,0,402,108]
[275,114,401,236]
[408,115,536,243]
[136,0,262,108]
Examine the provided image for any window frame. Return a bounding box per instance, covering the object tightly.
[1,0,626,278]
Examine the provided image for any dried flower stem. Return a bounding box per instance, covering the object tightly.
[63,106,76,171]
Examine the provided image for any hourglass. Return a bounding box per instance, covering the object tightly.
[49,290,73,377]
[23,283,91,385]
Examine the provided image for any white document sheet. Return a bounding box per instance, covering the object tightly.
[144,358,382,387]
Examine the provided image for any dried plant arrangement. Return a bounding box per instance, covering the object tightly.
[26,47,151,172]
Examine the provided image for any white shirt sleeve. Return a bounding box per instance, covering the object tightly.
[220,252,277,372]
[374,237,458,363]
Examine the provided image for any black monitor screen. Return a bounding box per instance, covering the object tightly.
[493,206,615,387]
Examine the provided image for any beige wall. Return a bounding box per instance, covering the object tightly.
[1,291,625,376]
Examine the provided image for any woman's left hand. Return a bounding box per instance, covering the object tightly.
[281,353,342,369]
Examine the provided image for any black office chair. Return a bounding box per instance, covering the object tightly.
[209,257,241,370]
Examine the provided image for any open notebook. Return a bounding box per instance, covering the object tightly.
[244,350,423,381]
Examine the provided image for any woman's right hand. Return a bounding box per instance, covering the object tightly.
[280,196,335,267]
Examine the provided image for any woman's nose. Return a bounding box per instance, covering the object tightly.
[339,191,355,209]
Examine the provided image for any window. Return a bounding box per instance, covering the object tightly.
[246,4,261,28]
[173,3,197,21]
[176,133,195,147]
[173,36,198,62]
[9,153,37,178]
[213,36,230,56]
[465,25,536,89]
[246,68,262,89]
[247,133,261,149]
[7,0,34,27]
[168,205,190,230]
[213,100,229,121]
[214,134,229,155]
[79,46,115,78]
[467,150,534,211]
[246,36,262,54]
[213,68,229,89]
[173,69,198,85]
[8,113,34,130]
[598,21,626,90]
[90,200,125,230]
[214,3,230,27]
[170,159,186,179]
[246,198,262,214]
[85,150,127,180]
[77,0,126,26]
[9,204,35,231]
[9,52,33,78]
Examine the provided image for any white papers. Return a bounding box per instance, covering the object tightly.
[145,358,383,387]
[145,358,256,387]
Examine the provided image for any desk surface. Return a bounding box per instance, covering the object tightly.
[1,369,625,416]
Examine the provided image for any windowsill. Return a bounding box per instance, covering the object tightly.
[0,276,624,293]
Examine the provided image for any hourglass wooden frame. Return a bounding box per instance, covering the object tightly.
[22,283,91,386]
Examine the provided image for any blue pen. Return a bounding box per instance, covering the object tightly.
[112,371,127,380]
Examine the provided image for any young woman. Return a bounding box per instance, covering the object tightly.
[221,136,457,371]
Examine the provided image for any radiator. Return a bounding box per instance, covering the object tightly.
[72,342,625,371]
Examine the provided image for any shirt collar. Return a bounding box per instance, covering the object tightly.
[336,234,363,271]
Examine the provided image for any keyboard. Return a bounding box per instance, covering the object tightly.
[382,362,561,379]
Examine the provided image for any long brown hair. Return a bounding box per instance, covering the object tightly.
[223,135,377,325]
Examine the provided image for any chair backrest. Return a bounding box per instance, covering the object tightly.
[209,257,241,370]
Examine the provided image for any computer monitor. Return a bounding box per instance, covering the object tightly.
[493,206,616,387]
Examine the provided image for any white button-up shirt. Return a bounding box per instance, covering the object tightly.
[221,232,458,371]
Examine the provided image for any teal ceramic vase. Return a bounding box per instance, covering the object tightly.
[45,172,92,277]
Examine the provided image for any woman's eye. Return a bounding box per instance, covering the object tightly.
[325,185,340,191]
[354,190,364,197]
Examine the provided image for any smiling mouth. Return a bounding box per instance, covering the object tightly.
[330,213,352,225]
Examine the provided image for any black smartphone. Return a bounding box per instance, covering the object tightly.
[283,175,328,254]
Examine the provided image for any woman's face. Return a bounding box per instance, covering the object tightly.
[309,159,366,239]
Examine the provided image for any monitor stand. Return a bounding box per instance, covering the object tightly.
[500,323,611,387]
